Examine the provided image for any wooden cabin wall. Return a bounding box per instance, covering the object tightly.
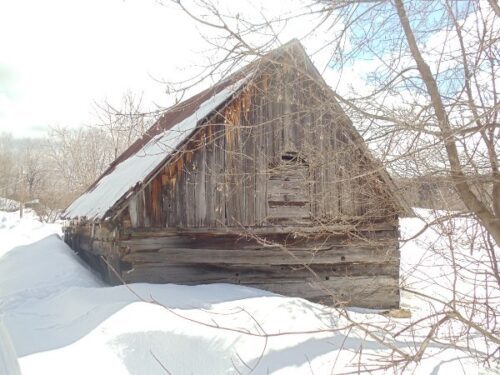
[116,226,400,309]
[122,62,397,230]
[64,219,401,308]
[64,53,403,310]
[64,222,123,284]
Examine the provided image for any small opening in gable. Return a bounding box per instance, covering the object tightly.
[281,151,307,165]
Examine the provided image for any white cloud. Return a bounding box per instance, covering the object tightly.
[0,0,202,137]
[0,0,352,138]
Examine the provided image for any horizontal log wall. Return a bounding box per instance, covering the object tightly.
[117,229,400,309]
[64,223,123,284]
[64,223,400,308]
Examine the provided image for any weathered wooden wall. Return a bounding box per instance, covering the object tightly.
[64,54,402,309]
[64,223,123,284]
[118,228,399,308]
[65,223,400,308]
[122,62,398,230]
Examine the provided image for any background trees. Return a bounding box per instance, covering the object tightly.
[0,92,155,220]
[92,91,156,159]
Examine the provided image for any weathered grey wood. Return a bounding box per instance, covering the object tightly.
[185,156,195,227]
[255,90,268,225]
[150,175,162,226]
[122,262,399,285]
[65,50,405,309]
[242,119,255,226]
[250,276,399,309]
[214,123,226,227]
[76,235,115,256]
[121,265,398,309]
[267,206,310,219]
[66,53,404,232]
[196,134,207,226]
[120,223,398,238]
[122,245,398,266]
[120,231,397,246]
[205,125,216,226]
[128,195,139,228]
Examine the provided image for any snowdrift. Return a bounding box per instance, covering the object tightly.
[0,210,493,374]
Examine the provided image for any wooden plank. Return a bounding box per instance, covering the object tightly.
[268,168,308,180]
[214,122,226,226]
[119,222,398,238]
[120,231,399,249]
[255,91,268,225]
[94,225,116,241]
[122,245,399,266]
[143,185,152,227]
[194,138,207,227]
[120,231,398,247]
[128,195,139,228]
[178,163,187,227]
[185,154,196,227]
[205,125,216,226]
[267,205,310,219]
[225,100,245,226]
[122,262,399,284]
[141,189,150,227]
[268,197,309,206]
[242,119,255,226]
[267,179,310,194]
[249,276,399,309]
[76,235,114,256]
[162,179,174,227]
[122,265,398,309]
[150,175,162,226]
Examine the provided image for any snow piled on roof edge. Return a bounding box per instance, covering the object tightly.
[62,75,251,221]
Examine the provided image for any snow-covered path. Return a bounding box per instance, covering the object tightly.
[0,210,492,374]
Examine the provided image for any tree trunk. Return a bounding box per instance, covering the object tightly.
[394,0,500,245]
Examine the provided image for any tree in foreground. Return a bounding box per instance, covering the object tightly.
[152,0,500,370]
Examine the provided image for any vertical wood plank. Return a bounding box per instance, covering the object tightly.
[205,124,216,227]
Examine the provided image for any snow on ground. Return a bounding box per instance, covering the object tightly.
[0,210,61,258]
[400,209,499,324]
[0,209,496,374]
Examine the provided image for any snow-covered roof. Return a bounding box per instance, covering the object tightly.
[62,75,251,221]
[62,39,411,221]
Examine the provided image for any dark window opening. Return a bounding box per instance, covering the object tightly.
[281,151,308,165]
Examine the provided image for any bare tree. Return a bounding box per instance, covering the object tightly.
[147,0,500,370]
[164,0,500,244]
[0,91,155,220]
[0,133,16,199]
[20,139,46,201]
[92,91,158,159]
[47,126,116,205]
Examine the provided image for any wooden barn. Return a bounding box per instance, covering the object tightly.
[62,40,409,309]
